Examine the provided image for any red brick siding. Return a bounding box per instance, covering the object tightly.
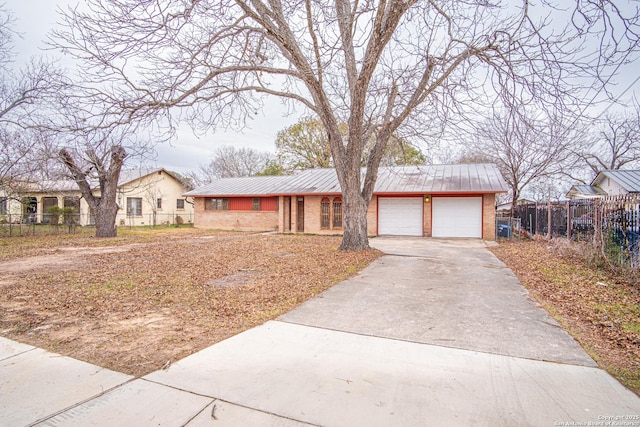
[193,198,278,231]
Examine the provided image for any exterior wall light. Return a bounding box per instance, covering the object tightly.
[424,196,431,203]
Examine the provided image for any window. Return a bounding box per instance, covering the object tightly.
[63,197,80,224]
[176,199,185,209]
[320,197,330,229]
[157,198,162,209]
[252,198,261,211]
[319,196,343,229]
[0,198,6,215]
[42,197,59,224]
[204,198,229,210]
[126,197,142,216]
[333,197,343,228]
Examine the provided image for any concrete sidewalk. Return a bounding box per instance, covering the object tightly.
[1,237,639,426]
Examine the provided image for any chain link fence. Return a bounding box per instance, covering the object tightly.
[0,212,193,237]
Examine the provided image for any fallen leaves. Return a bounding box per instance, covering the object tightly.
[0,230,380,376]
[491,239,640,394]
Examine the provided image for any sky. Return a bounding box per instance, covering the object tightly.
[4,1,640,176]
[4,0,301,174]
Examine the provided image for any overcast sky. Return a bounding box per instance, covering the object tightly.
[5,1,640,175]
[5,0,301,174]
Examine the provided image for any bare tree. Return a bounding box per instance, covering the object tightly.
[51,1,639,250]
[51,123,148,237]
[465,109,575,210]
[0,6,68,200]
[577,113,640,179]
[58,131,128,238]
[190,145,274,185]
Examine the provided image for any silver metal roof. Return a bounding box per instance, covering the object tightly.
[184,175,292,197]
[23,168,183,194]
[566,185,606,197]
[595,170,640,193]
[185,164,508,197]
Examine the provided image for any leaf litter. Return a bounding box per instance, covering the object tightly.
[0,229,380,376]
[491,239,640,394]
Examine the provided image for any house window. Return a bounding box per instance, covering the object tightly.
[333,197,343,228]
[204,198,229,210]
[252,198,261,211]
[63,197,80,224]
[157,198,162,209]
[42,197,59,224]
[0,198,6,215]
[333,197,342,228]
[126,197,143,216]
[176,199,185,209]
[320,197,330,229]
[319,196,343,229]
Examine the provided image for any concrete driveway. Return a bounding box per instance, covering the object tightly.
[2,237,639,426]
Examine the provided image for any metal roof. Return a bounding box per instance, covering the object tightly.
[566,185,606,198]
[23,168,184,193]
[184,175,292,197]
[185,164,508,197]
[594,170,640,193]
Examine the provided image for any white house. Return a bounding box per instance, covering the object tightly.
[0,168,194,226]
[566,170,640,199]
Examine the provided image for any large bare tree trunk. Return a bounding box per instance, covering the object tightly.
[340,186,370,251]
[59,145,127,238]
[93,197,119,237]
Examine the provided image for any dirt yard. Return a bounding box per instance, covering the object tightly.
[491,239,640,395]
[0,228,380,376]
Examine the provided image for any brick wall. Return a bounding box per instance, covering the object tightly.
[423,195,432,237]
[283,195,379,236]
[193,193,498,238]
[193,198,278,231]
[483,193,496,240]
[367,196,377,236]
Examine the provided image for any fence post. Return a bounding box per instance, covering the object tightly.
[593,198,602,252]
[566,201,571,240]
[547,200,552,239]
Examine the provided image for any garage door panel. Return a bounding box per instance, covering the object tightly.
[432,197,482,238]
[378,197,423,236]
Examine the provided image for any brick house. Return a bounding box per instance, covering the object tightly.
[185,164,508,239]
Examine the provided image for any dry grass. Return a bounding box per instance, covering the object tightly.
[491,239,640,394]
[0,228,380,376]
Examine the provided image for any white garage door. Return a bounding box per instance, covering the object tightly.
[432,197,483,238]
[378,197,423,236]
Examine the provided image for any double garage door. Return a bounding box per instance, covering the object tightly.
[378,196,482,238]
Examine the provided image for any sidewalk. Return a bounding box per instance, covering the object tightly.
[2,238,639,426]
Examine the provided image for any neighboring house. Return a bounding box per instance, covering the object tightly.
[567,170,640,199]
[0,168,194,226]
[0,191,22,221]
[566,184,607,200]
[185,163,508,239]
[496,199,536,214]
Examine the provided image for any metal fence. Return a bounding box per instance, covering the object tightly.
[507,195,640,269]
[496,217,522,240]
[0,212,193,237]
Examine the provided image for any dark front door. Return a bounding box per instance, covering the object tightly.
[296,197,304,232]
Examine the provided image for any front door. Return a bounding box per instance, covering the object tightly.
[296,197,304,232]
